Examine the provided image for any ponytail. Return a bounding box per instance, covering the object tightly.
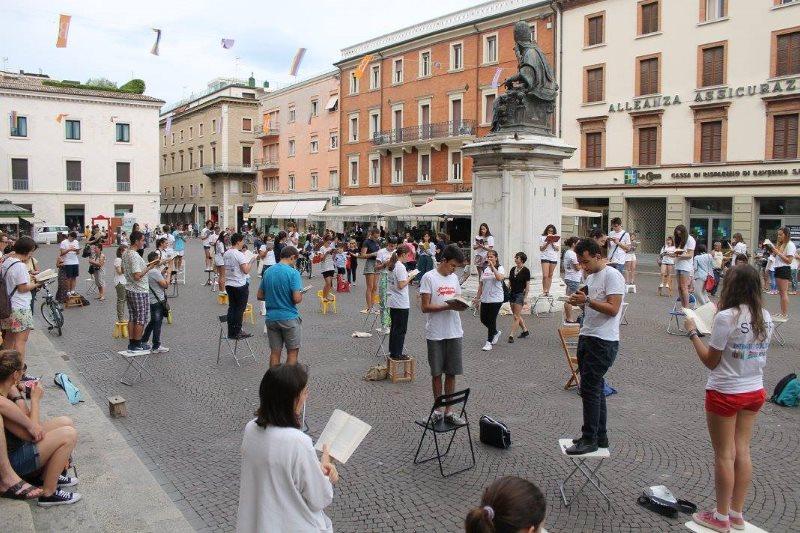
[464,476,545,533]
[464,505,495,533]
[386,244,409,272]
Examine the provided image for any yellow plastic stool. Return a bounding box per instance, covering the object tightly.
[167,310,174,324]
[113,321,129,338]
[243,303,255,324]
[217,292,228,305]
[316,290,338,314]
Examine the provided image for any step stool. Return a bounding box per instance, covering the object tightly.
[112,321,129,338]
[108,396,127,417]
[316,290,337,314]
[626,284,637,294]
[387,356,415,383]
[217,292,228,305]
[243,303,255,325]
[166,310,174,325]
[84,278,99,296]
[557,438,611,510]
[65,294,85,308]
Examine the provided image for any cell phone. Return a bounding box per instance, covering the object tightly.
[579,285,589,295]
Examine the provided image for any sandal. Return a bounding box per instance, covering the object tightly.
[1,480,43,500]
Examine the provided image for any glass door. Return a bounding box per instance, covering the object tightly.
[689,217,709,249]
[711,217,731,248]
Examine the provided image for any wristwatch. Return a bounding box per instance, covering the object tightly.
[687,329,699,339]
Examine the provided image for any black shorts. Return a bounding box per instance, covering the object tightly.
[337,267,346,275]
[541,259,558,265]
[774,266,792,280]
[63,264,79,279]
[323,270,335,279]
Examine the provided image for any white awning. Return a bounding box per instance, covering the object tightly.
[325,95,339,110]
[0,217,19,224]
[160,205,168,214]
[182,203,196,213]
[388,199,472,221]
[272,201,298,218]
[247,202,278,218]
[290,200,328,219]
[563,207,602,218]
[165,205,176,214]
[174,204,186,214]
[308,203,400,222]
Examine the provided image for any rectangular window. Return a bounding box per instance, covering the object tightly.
[116,162,131,191]
[705,0,726,21]
[116,123,130,142]
[484,35,498,63]
[586,66,604,102]
[189,151,194,168]
[242,118,252,131]
[162,155,167,171]
[370,65,380,90]
[350,115,359,142]
[773,114,799,160]
[65,160,81,191]
[114,204,133,217]
[330,131,338,149]
[638,56,660,95]
[329,170,339,189]
[163,135,167,147]
[212,147,216,165]
[392,156,403,184]
[289,107,296,122]
[776,31,800,77]
[311,172,318,190]
[419,51,431,77]
[170,154,175,171]
[311,100,319,117]
[451,43,463,70]
[369,156,380,185]
[180,130,184,142]
[199,148,204,166]
[288,140,296,157]
[587,14,604,46]
[700,121,723,162]
[65,119,81,140]
[199,123,204,136]
[639,1,660,35]
[638,127,658,166]
[10,115,27,137]
[419,153,430,182]
[451,151,462,181]
[484,94,496,124]
[350,159,359,186]
[180,154,184,171]
[189,126,193,139]
[288,174,295,191]
[242,146,252,166]
[11,158,28,190]
[701,45,725,87]
[393,59,403,84]
[420,103,431,138]
[350,71,359,94]
[310,139,319,153]
[369,111,380,139]
[180,185,185,198]
[211,120,216,134]
[585,132,603,168]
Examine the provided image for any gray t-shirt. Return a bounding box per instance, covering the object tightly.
[147,269,166,305]
[122,250,148,293]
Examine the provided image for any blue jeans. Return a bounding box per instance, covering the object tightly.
[577,335,619,443]
[610,263,625,274]
[142,303,164,348]
[226,283,249,338]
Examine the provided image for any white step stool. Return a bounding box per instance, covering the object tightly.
[558,438,611,510]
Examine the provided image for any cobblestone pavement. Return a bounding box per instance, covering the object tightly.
[34,241,799,532]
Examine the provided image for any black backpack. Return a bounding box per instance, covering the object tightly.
[771,373,797,403]
[0,260,23,320]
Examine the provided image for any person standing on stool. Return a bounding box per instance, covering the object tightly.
[606,218,630,275]
[141,251,171,353]
[386,245,412,360]
[566,238,625,455]
[122,231,157,354]
[258,246,304,367]
[224,233,252,340]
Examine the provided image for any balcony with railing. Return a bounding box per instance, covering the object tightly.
[254,158,279,170]
[254,124,280,138]
[201,164,258,176]
[66,180,82,191]
[12,179,28,191]
[372,120,476,151]
[116,181,131,192]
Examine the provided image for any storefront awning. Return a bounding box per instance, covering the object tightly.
[309,203,401,222]
[563,207,602,218]
[290,200,328,219]
[388,199,472,221]
[165,205,176,214]
[0,217,20,224]
[160,205,168,214]
[246,201,278,218]
[173,204,185,214]
[272,201,298,218]
[325,95,339,110]
[184,203,196,213]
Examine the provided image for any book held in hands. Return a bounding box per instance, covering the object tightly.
[682,302,717,335]
[314,409,371,464]
[33,269,57,282]
[446,296,473,311]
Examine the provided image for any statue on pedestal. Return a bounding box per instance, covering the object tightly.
[490,21,559,136]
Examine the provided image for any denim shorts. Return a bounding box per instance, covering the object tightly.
[9,442,40,476]
[510,292,525,305]
[565,279,580,295]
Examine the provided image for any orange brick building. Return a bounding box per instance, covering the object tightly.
[335,0,555,209]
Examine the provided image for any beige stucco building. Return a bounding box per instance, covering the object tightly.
[558,0,800,253]
[248,71,340,232]
[158,78,267,230]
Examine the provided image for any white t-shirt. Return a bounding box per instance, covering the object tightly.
[260,245,277,267]
[606,230,630,265]
[660,246,675,265]
[539,235,560,262]
[773,241,797,269]
[580,266,626,342]
[707,306,772,394]
[201,228,213,246]
[675,235,696,272]
[387,261,410,309]
[318,245,335,272]
[113,257,126,285]
[60,239,80,265]
[1,259,31,310]
[563,249,582,282]
[376,247,392,265]
[166,233,176,247]
[480,265,506,303]
[223,249,249,287]
[732,242,747,262]
[474,235,494,260]
[419,269,463,341]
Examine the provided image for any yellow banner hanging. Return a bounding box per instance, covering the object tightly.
[56,14,71,48]
[262,113,271,132]
[354,54,374,80]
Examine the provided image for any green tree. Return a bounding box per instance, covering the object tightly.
[85,77,118,88]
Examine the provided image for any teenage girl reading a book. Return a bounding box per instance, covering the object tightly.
[683,264,773,533]
[473,223,494,272]
[539,224,560,296]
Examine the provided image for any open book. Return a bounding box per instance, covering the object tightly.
[407,269,420,279]
[683,302,717,335]
[314,409,371,464]
[545,234,561,243]
[33,269,58,282]
[446,296,473,311]
[763,239,774,249]
[300,285,313,294]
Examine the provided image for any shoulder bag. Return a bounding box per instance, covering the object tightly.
[479,415,511,449]
[149,282,170,314]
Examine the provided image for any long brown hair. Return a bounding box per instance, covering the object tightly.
[674,225,688,249]
[717,264,768,342]
[775,226,790,252]
[386,244,409,273]
[464,476,546,533]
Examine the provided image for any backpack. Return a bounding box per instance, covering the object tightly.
[771,373,800,407]
[0,260,24,320]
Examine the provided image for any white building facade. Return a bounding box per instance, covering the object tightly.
[558,0,800,253]
[1,71,164,230]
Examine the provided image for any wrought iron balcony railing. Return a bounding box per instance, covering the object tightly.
[372,119,475,146]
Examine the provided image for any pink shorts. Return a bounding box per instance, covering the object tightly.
[705,389,766,417]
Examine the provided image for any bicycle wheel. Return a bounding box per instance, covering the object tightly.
[41,301,56,328]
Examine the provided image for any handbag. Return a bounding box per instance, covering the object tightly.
[82,244,91,258]
[479,415,511,449]
[502,281,512,303]
[149,285,170,314]
[704,273,716,292]
[636,485,697,518]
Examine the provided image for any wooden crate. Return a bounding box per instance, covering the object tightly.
[387,356,415,383]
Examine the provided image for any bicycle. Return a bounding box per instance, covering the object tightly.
[296,255,313,279]
[39,280,64,336]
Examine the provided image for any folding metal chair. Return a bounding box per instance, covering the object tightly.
[116,349,154,386]
[772,315,788,346]
[169,270,179,298]
[558,326,581,390]
[666,294,696,335]
[84,278,99,297]
[216,315,257,366]
[533,294,556,317]
[558,439,611,510]
[413,388,475,477]
[620,302,629,326]
[208,271,220,292]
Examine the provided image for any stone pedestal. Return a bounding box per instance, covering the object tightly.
[462,133,576,311]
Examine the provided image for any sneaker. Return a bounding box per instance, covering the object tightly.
[572,435,609,448]
[126,347,147,355]
[508,335,514,343]
[234,332,253,340]
[692,510,730,533]
[57,475,78,488]
[38,489,82,507]
[420,410,444,427]
[444,412,466,426]
[491,330,502,344]
[137,343,151,351]
[565,438,598,455]
[729,514,745,531]
[359,308,370,314]
[152,346,170,353]
[519,330,530,339]
[481,341,492,351]
[789,291,798,296]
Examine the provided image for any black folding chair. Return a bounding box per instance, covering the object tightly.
[413,388,476,477]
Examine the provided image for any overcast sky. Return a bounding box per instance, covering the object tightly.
[2,0,476,106]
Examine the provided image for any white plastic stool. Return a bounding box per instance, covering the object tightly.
[558,438,611,510]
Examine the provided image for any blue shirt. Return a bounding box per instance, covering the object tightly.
[334,252,347,269]
[172,230,185,252]
[260,262,303,322]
